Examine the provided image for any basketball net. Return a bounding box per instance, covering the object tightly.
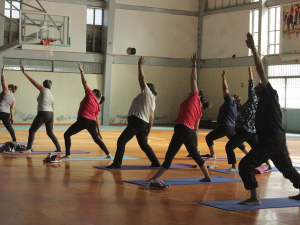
[41,39,57,57]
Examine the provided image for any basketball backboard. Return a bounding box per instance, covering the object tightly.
[19,11,71,47]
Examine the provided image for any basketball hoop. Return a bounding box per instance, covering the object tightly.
[41,38,57,57]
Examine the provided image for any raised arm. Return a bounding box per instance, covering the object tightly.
[190,52,198,93]
[248,66,255,100]
[78,62,88,91]
[246,32,268,87]
[222,70,229,97]
[138,57,146,91]
[1,66,10,95]
[21,67,45,92]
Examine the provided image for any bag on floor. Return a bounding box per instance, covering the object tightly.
[254,165,269,174]
[0,142,16,152]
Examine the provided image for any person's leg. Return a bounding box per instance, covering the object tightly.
[108,116,139,168]
[63,118,85,156]
[270,143,300,199]
[184,134,211,182]
[145,125,185,183]
[44,112,61,151]
[0,112,16,142]
[238,142,272,205]
[26,113,45,150]
[225,126,247,152]
[205,127,226,158]
[136,125,160,167]
[86,119,110,155]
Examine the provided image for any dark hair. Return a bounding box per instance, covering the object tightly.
[8,84,18,93]
[43,80,52,89]
[147,83,157,96]
[233,93,242,111]
[199,90,213,110]
[92,89,105,105]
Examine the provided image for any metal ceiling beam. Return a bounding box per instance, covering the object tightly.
[39,0,104,7]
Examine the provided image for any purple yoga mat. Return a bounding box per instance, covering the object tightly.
[204,157,243,161]
[93,163,197,171]
[2,150,90,155]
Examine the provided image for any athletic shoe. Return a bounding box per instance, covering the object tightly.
[43,152,61,163]
[106,154,112,159]
[106,163,120,169]
[61,155,71,159]
[149,180,170,190]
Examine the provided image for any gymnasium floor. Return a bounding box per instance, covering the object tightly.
[0,125,300,225]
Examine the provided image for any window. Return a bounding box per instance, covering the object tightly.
[5,1,20,19]
[268,65,300,109]
[86,8,103,53]
[268,6,281,54]
[249,9,259,56]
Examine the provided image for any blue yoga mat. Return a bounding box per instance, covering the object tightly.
[209,166,300,174]
[204,157,243,161]
[124,176,242,186]
[62,156,139,161]
[199,198,300,211]
[93,163,197,171]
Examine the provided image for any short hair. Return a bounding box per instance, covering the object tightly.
[43,80,52,89]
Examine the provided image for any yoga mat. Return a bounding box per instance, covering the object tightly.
[205,157,243,161]
[124,176,242,187]
[208,166,300,174]
[2,150,90,155]
[62,156,139,161]
[93,163,197,171]
[199,198,300,211]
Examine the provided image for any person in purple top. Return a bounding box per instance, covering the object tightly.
[205,70,248,159]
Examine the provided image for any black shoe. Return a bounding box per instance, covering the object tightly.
[106,164,120,169]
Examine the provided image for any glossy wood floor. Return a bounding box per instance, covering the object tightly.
[1,127,300,225]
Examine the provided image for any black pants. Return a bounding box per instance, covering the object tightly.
[27,111,60,150]
[239,136,300,190]
[113,115,160,167]
[206,125,246,150]
[0,112,16,142]
[162,124,205,169]
[64,116,109,156]
[225,128,258,164]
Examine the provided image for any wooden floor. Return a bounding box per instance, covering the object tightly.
[1,127,300,225]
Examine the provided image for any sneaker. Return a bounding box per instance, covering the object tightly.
[106,163,120,169]
[43,153,61,163]
[20,149,32,153]
[149,180,170,190]
[61,155,71,159]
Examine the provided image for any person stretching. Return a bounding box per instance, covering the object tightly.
[21,67,61,152]
[0,66,17,142]
[61,62,111,159]
[238,33,300,205]
[144,53,212,188]
[107,56,160,168]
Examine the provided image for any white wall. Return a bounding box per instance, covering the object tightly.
[201,10,250,59]
[22,0,87,53]
[113,9,198,58]
[116,0,198,11]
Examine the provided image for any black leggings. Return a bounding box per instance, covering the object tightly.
[113,115,160,167]
[27,111,60,150]
[0,112,16,142]
[225,128,258,164]
[64,116,109,156]
[239,136,300,190]
[162,124,205,169]
[206,125,246,150]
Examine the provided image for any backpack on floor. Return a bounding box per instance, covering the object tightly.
[0,142,16,152]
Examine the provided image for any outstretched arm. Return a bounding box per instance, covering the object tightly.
[1,66,9,95]
[78,62,88,91]
[248,66,255,100]
[190,52,198,93]
[222,70,229,97]
[10,97,16,124]
[138,57,146,91]
[246,32,268,87]
[21,67,45,92]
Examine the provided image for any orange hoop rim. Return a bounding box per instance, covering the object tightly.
[41,38,57,45]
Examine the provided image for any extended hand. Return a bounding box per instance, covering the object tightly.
[98,131,102,139]
[245,32,255,49]
[222,70,226,79]
[248,65,252,73]
[138,56,145,66]
[1,66,4,74]
[191,52,197,65]
[21,66,25,74]
[10,118,14,125]
[78,62,83,72]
